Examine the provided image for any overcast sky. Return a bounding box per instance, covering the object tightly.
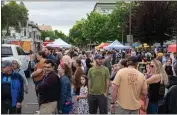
[23,1,96,35]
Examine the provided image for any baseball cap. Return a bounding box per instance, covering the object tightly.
[2,60,12,68]
[94,54,104,60]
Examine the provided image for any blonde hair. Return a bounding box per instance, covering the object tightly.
[152,59,168,85]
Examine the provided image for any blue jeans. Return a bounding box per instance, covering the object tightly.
[62,103,72,114]
[147,102,158,114]
[57,101,72,114]
[33,80,42,97]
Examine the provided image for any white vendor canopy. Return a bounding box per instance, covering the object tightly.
[104,40,130,50]
[47,38,72,48]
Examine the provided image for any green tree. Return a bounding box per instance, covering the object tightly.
[41,31,55,41]
[1,1,28,36]
[100,1,131,43]
[128,1,177,46]
[82,12,109,43]
[54,30,69,42]
[41,30,68,41]
[69,19,86,46]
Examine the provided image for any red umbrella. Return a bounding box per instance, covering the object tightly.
[99,43,110,49]
[168,43,176,53]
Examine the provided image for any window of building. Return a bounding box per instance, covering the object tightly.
[29,32,31,38]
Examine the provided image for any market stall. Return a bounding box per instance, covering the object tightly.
[136,43,149,49]
[95,43,110,50]
[47,38,72,48]
[104,40,130,50]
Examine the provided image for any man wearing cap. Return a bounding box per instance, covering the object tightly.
[1,60,24,114]
[88,54,110,114]
[111,56,148,114]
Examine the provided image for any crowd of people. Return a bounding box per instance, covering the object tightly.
[1,46,177,114]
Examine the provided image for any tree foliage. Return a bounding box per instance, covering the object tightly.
[41,30,68,42]
[41,31,55,41]
[82,12,109,43]
[1,1,29,36]
[69,1,177,47]
[127,1,177,45]
[69,2,131,46]
[69,19,86,46]
[100,1,131,42]
[54,30,69,42]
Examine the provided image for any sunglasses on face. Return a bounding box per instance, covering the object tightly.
[150,65,154,68]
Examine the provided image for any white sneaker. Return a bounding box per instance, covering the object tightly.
[36,111,40,114]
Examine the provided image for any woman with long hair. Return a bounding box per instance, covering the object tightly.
[147,59,168,114]
[58,62,72,114]
[74,59,84,95]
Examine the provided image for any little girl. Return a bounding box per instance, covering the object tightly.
[76,75,89,114]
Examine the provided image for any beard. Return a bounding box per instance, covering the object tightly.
[96,61,102,66]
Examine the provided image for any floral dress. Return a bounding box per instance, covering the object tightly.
[77,86,89,114]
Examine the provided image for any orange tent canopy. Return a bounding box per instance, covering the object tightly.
[168,43,176,53]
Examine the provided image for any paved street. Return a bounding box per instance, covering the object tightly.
[22,78,112,114]
[22,78,39,114]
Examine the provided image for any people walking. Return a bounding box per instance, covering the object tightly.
[31,51,46,99]
[1,60,24,114]
[37,59,60,114]
[44,46,56,61]
[74,59,84,95]
[12,60,28,114]
[111,56,148,114]
[58,62,72,114]
[146,59,168,114]
[12,60,28,94]
[88,54,110,114]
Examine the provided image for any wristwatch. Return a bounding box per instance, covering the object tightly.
[111,102,115,104]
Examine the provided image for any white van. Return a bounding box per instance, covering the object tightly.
[1,44,31,77]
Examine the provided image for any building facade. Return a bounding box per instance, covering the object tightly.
[8,2,41,41]
[10,21,41,41]
[93,0,118,15]
[39,25,52,31]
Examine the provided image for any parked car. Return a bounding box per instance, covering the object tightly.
[1,44,31,78]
